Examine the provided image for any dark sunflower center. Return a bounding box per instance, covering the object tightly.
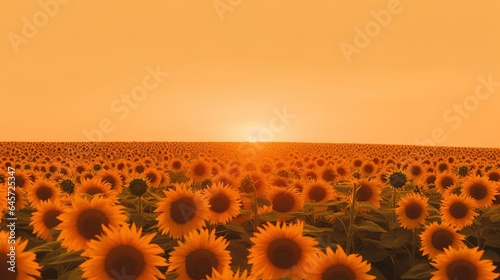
[321,264,356,280]
[185,249,218,280]
[146,173,157,183]
[36,186,53,201]
[86,187,102,195]
[431,229,454,251]
[411,166,422,176]
[194,164,206,176]
[272,192,295,213]
[441,177,454,189]
[469,184,487,200]
[210,193,230,213]
[337,167,347,176]
[170,197,196,224]
[0,254,18,280]
[309,186,326,202]
[488,172,500,182]
[363,164,374,174]
[105,245,145,279]
[449,202,468,219]
[135,165,145,173]
[43,210,62,229]
[77,209,109,239]
[172,161,182,169]
[15,175,25,188]
[354,160,362,167]
[267,238,302,269]
[77,166,85,173]
[322,169,336,182]
[273,178,288,188]
[446,259,477,280]
[405,203,423,219]
[356,185,372,202]
[439,163,448,172]
[426,175,437,184]
[102,176,116,188]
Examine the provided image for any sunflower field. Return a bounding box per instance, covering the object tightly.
[1,142,499,280]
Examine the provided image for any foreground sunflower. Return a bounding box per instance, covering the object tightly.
[202,182,241,224]
[168,229,231,280]
[0,231,42,280]
[302,180,336,203]
[462,176,497,208]
[75,177,118,201]
[155,182,210,239]
[355,179,382,208]
[27,179,60,207]
[396,193,429,229]
[431,246,499,280]
[81,223,167,280]
[29,200,66,241]
[267,186,304,218]
[248,220,318,279]
[306,245,375,280]
[440,194,478,230]
[420,222,465,260]
[57,196,127,252]
[207,267,256,280]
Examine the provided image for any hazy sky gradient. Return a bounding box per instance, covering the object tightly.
[1,1,499,147]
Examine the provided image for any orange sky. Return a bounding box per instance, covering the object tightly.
[1,1,499,147]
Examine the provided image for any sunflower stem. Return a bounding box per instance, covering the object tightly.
[137,195,143,227]
[392,187,397,225]
[347,183,357,255]
[411,228,417,264]
[476,214,483,249]
[250,180,258,233]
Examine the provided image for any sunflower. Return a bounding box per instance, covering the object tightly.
[168,229,231,280]
[248,220,318,279]
[435,172,459,195]
[430,246,499,280]
[302,180,336,203]
[207,267,256,280]
[355,179,382,208]
[420,222,465,260]
[75,177,118,201]
[232,195,254,225]
[27,179,60,207]
[360,162,377,177]
[239,171,268,197]
[406,162,426,181]
[96,169,124,194]
[169,159,185,172]
[188,159,212,181]
[13,170,31,189]
[57,196,127,252]
[0,231,42,280]
[81,223,167,280]
[319,166,337,183]
[440,194,478,230]
[142,167,163,188]
[155,182,210,239]
[202,182,241,224]
[29,200,66,241]
[267,186,304,218]
[306,245,375,280]
[461,176,497,208]
[396,193,429,229]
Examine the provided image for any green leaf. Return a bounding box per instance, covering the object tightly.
[400,263,432,279]
[359,243,388,263]
[353,220,387,233]
[489,213,500,223]
[380,230,411,248]
[484,239,500,249]
[29,241,61,253]
[482,250,500,262]
[59,267,83,280]
[41,250,85,266]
